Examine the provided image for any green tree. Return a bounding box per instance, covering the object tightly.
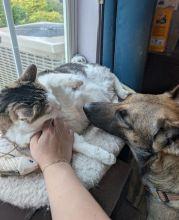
[0,0,64,27]
[11,0,48,15]
[12,5,27,24]
[47,0,63,14]
[29,11,63,23]
[0,0,6,27]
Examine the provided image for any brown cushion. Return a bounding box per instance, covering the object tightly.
[90,160,131,216]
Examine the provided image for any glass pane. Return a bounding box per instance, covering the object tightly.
[0,0,18,89]
[0,0,65,89]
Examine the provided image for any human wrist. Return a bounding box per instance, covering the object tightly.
[37,156,70,170]
[42,160,72,175]
[41,159,69,173]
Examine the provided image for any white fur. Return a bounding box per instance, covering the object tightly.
[37,63,132,164]
[71,54,87,63]
[5,62,131,165]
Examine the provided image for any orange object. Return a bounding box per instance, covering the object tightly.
[149,7,174,52]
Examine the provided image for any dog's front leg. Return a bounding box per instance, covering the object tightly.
[73,133,116,165]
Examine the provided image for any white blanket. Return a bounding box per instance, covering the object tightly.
[0,126,124,209]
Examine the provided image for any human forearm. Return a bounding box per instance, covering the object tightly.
[43,162,110,220]
[30,119,109,220]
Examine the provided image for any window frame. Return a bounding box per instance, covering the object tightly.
[63,0,78,62]
[2,0,22,76]
[2,0,77,75]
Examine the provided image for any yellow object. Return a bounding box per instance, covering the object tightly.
[149,7,174,52]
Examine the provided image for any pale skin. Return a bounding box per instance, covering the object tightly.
[30,118,110,220]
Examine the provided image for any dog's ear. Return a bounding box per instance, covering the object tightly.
[152,119,179,155]
[169,85,179,102]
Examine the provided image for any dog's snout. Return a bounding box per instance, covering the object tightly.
[83,102,118,135]
[83,103,102,117]
[83,102,101,121]
[83,103,91,113]
[83,103,95,111]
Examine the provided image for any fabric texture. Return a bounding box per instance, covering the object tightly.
[102,0,157,91]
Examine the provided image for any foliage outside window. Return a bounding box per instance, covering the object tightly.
[0,0,64,27]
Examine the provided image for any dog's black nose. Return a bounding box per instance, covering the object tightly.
[83,102,113,130]
[84,102,109,115]
[84,102,100,110]
[83,103,93,116]
[83,103,100,119]
[83,102,106,122]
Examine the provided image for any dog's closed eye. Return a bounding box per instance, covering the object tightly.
[115,110,132,129]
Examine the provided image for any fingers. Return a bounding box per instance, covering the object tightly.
[54,117,74,138]
[70,129,74,142]
[41,119,56,138]
[41,118,74,140]
[54,117,65,132]
[30,131,42,145]
[42,119,53,130]
[54,118,67,137]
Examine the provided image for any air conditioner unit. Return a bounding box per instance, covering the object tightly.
[0,22,65,89]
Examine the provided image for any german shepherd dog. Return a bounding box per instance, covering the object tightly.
[83,86,179,220]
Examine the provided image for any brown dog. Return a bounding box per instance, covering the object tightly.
[84,85,179,220]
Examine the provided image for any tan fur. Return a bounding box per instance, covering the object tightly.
[84,85,179,220]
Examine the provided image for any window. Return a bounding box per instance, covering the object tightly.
[0,0,77,89]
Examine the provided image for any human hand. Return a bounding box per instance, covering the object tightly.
[30,118,74,170]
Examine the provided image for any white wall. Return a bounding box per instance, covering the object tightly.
[77,0,99,63]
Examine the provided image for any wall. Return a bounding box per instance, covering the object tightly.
[77,0,98,63]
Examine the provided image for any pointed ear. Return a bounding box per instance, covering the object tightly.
[169,85,179,102]
[20,64,37,82]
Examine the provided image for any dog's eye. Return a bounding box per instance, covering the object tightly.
[115,110,132,129]
[115,110,126,119]
[166,135,179,145]
[165,138,173,146]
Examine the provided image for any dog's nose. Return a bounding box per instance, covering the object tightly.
[84,103,99,126]
[84,102,108,114]
[83,103,104,122]
[83,103,93,115]
[83,103,99,118]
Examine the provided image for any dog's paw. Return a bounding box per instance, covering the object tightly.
[119,90,131,100]
[101,152,116,165]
